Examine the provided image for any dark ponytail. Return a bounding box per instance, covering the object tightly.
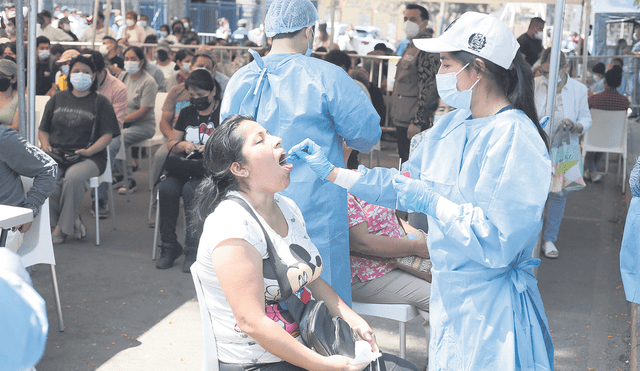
[450,51,549,151]
[191,114,254,234]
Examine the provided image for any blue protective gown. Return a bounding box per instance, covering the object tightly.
[220,51,381,304]
[348,108,554,370]
[621,157,640,303]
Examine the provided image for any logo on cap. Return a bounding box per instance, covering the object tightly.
[468,33,486,51]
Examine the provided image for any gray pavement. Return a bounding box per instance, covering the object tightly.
[30,127,637,370]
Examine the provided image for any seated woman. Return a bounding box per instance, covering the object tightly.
[38,54,120,244]
[192,115,417,371]
[106,45,158,194]
[156,69,222,273]
[342,143,431,351]
[0,59,19,131]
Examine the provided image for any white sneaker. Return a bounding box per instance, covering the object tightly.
[542,241,559,259]
[591,173,602,183]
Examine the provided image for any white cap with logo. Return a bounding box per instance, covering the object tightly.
[414,12,520,70]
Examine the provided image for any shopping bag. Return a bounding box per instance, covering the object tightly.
[549,127,586,197]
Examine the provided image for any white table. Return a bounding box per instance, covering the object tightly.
[0,205,33,247]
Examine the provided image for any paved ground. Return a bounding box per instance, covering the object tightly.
[29,126,637,370]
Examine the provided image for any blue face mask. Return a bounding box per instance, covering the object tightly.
[159,30,168,38]
[61,65,70,76]
[70,72,93,91]
[305,27,314,57]
[436,63,481,110]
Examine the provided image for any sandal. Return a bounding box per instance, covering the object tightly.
[52,232,66,245]
[542,241,559,259]
[74,217,87,240]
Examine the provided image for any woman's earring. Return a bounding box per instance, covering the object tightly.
[244,171,249,178]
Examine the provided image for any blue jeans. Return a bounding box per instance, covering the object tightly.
[96,124,155,201]
[543,196,566,242]
[158,176,201,249]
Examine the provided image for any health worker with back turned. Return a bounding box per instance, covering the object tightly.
[220,0,381,304]
[289,12,554,370]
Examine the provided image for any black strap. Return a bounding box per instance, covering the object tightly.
[87,96,99,148]
[227,195,295,299]
[153,141,182,187]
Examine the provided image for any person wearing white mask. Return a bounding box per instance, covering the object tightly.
[289,12,554,370]
[109,46,158,194]
[35,10,73,42]
[517,17,545,66]
[80,10,116,46]
[35,36,56,96]
[337,24,358,52]
[138,14,157,38]
[39,54,120,244]
[117,10,146,46]
[389,3,439,163]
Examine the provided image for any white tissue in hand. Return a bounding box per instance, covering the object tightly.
[351,340,381,364]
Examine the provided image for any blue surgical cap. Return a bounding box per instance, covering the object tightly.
[265,0,318,38]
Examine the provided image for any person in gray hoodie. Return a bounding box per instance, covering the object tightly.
[0,126,57,234]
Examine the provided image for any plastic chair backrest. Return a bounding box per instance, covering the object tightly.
[155,92,168,131]
[584,109,627,154]
[19,177,55,268]
[190,263,219,371]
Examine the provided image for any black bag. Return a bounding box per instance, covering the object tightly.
[228,196,356,358]
[163,150,205,180]
[45,147,85,168]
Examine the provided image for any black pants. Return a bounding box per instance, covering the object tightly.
[218,353,418,371]
[395,125,410,163]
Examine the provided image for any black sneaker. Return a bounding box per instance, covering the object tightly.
[118,179,136,195]
[156,242,184,269]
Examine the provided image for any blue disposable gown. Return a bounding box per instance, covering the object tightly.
[348,108,554,370]
[621,157,640,303]
[220,51,381,303]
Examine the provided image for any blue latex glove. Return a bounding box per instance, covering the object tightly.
[287,138,336,180]
[392,174,440,216]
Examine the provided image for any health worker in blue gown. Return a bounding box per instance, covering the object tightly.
[289,12,555,370]
[219,0,381,304]
[621,157,640,303]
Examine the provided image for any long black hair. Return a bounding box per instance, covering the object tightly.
[450,50,549,151]
[191,114,254,233]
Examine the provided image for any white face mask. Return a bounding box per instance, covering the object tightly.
[347,29,355,39]
[404,21,420,39]
[535,30,544,40]
[138,21,147,28]
[5,25,13,33]
[436,63,481,110]
[125,19,135,27]
[124,61,141,75]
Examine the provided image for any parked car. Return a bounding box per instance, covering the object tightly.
[354,26,396,55]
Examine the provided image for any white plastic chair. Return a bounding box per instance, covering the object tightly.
[89,150,117,246]
[132,92,169,191]
[19,177,65,332]
[190,263,219,371]
[351,302,422,359]
[583,109,628,192]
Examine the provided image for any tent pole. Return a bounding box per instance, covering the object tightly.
[546,0,567,146]
[580,0,590,85]
[16,0,26,139]
[28,0,37,144]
